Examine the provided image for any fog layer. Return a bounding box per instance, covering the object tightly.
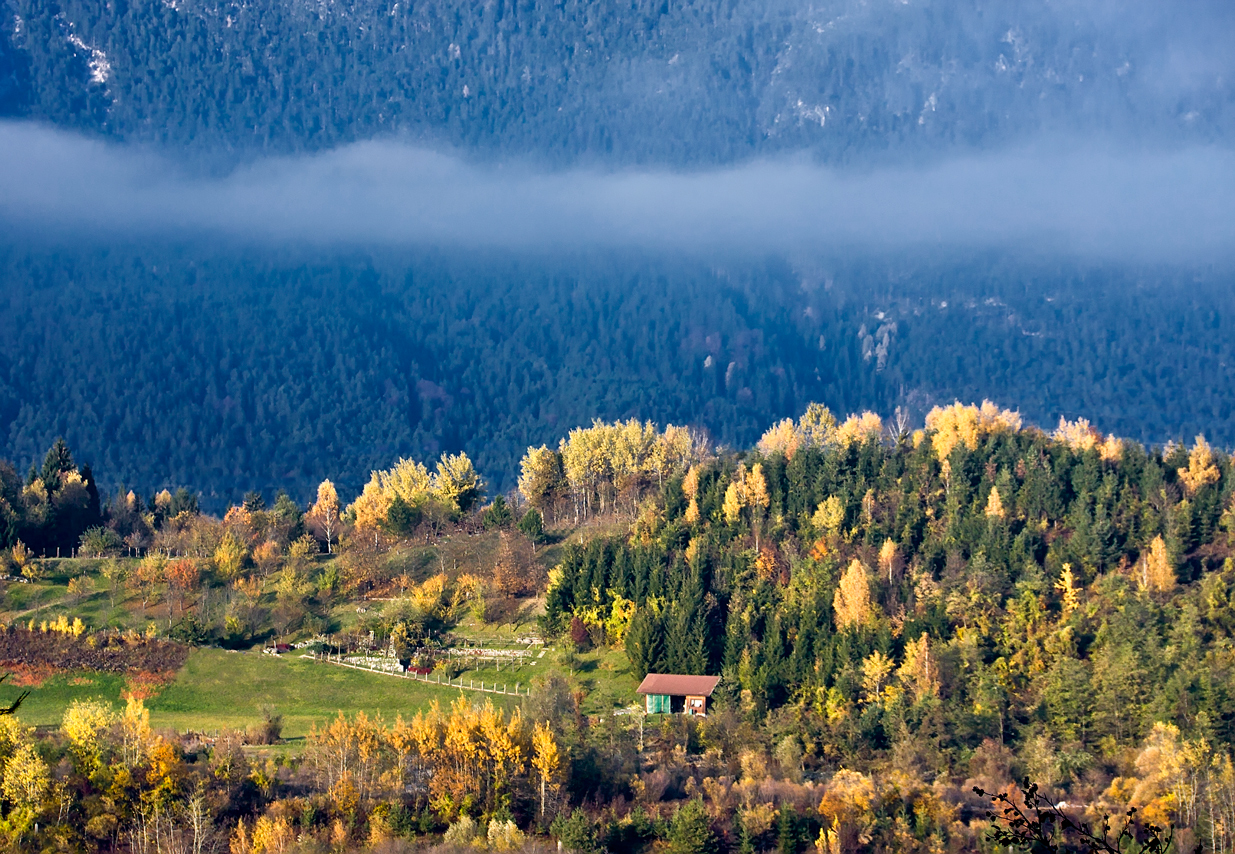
[1,122,1232,260]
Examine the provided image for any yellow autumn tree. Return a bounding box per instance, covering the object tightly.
[121,694,155,767]
[799,403,839,449]
[411,573,451,621]
[388,714,417,790]
[651,424,694,487]
[860,650,895,704]
[532,722,561,818]
[984,486,1006,519]
[817,769,878,854]
[560,423,609,517]
[758,418,801,458]
[925,401,1021,460]
[812,496,845,542]
[308,479,340,553]
[306,711,388,801]
[434,452,482,513]
[877,539,899,584]
[62,698,116,773]
[897,633,939,703]
[834,560,872,631]
[1,742,49,817]
[214,530,247,580]
[1053,417,1100,452]
[1105,722,1210,830]
[1179,435,1221,495]
[682,464,702,524]
[836,412,883,447]
[250,815,294,854]
[1055,564,1081,616]
[1100,435,1124,463]
[746,463,770,548]
[518,445,565,520]
[746,464,770,513]
[348,452,480,531]
[1138,535,1175,592]
[477,702,526,811]
[0,717,30,769]
[723,463,748,525]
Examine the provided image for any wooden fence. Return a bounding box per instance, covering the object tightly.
[314,655,530,697]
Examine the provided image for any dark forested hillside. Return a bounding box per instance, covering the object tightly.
[2,243,1235,509]
[1,0,1230,164]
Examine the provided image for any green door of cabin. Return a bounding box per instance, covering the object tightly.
[645,694,671,714]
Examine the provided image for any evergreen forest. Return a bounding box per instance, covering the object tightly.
[1,0,1230,164]
[2,242,1235,511]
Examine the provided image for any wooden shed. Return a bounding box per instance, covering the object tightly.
[636,673,721,716]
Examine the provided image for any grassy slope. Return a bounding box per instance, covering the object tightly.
[0,648,516,736]
[149,649,516,737]
[0,522,644,735]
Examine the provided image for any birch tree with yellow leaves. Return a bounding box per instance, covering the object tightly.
[833,560,873,632]
[532,722,561,819]
[308,479,340,553]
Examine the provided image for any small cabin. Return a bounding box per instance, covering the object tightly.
[636,673,721,716]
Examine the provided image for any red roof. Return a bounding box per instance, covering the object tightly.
[636,673,720,696]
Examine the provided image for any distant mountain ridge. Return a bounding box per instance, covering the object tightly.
[1,0,1231,164]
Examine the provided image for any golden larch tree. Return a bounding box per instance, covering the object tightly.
[1139,535,1175,592]
[682,464,702,524]
[1179,435,1221,495]
[1053,417,1100,452]
[722,463,748,525]
[834,560,872,632]
[798,403,838,449]
[1055,563,1081,616]
[746,463,770,548]
[836,412,883,447]
[984,486,1006,519]
[897,633,939,703]
[757,418,800,458]
[1100,435,1124,463]
[925,401,1021,461]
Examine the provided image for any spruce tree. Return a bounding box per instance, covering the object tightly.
[384,495,420,536]
[41,438,74,490]
[625,609,663,679]
[667,799,714,854]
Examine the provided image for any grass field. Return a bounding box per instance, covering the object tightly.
[0,524,642,739]
[0,648,516,737]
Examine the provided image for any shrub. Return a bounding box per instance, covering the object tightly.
[79,526,124,558]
